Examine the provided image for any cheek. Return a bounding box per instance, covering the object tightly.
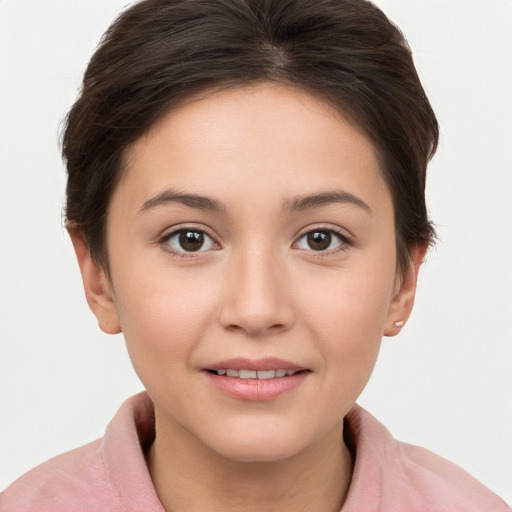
[296,260,395,391]
[111,265,218,377]
[298,254,395,331]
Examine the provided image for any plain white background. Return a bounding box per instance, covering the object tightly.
[1,0,511,503]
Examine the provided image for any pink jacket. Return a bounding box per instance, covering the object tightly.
[1,392,509,511]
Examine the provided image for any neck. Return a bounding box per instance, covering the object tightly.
[147,411,353,512]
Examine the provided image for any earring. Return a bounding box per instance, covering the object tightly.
[394,320,404,328]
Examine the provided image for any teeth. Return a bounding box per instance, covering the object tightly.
[257,370,276,380]
[213,369,300,379]
[239,370,257,379]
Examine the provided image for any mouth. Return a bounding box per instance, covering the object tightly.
[202,358,310,400]
[206,368,307,379]
[203,357,309,378]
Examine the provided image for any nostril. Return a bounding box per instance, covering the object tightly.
[223,321,287,336]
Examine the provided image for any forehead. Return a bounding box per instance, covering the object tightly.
[117,83,391,215]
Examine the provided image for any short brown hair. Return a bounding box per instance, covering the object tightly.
[63,0,438,275]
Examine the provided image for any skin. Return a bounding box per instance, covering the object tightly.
[70,83,425,512]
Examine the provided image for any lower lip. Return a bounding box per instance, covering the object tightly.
[204,371,309,401]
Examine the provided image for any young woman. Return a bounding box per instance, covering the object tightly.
[1,0,510,510]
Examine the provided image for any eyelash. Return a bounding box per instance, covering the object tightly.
[293,226,352,254]
[159,226,352,258]
[159,226,219,258]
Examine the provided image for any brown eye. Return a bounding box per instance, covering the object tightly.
[307,231,331,251]
[179,231,204,251]
[296,229,347,252]
[165,229,216,253]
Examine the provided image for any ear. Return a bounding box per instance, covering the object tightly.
[384,243,428,337]
[68,226,122,335]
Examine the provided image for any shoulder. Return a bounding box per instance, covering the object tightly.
[343,404,511,512]
[0,438,124,511]
[394,440,510,511]
[1,393,162,512]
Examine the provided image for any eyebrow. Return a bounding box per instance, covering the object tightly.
[139,188,371,216]
[139,189,225,214]
[285,190,372,214]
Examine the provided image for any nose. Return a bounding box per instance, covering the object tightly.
[218,247,295,337]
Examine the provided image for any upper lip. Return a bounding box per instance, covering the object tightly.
[204,357,307,371]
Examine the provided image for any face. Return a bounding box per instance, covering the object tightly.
[77,84,419,463]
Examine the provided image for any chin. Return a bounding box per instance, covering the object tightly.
[199,420,322,464]
[213,438,304,464]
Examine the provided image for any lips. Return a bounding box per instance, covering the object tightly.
[209,368,301,379]
[205,357,305,372]
[203,358,310,401]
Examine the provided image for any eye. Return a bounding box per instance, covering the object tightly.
[164,229,217,253]
[295,229,348,252]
